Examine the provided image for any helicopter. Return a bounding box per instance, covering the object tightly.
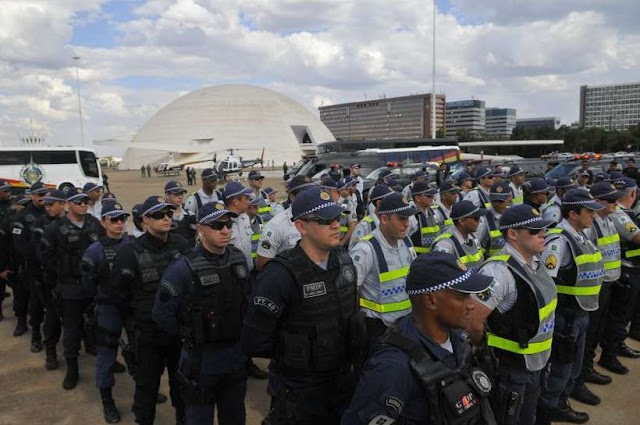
[215,148,265,177]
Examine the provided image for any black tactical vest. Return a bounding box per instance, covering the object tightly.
[171,212,197,245]
[180,247,248,347]
[58,217,101,284]
[272,246,357,377]
[382,329,496,425]
[130,236,182,327]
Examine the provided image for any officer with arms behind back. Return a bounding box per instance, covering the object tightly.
[469,204,557,425]
[342,251,497,425]
[107,196,191,425]
[537,190,605,424]
[80,202,130,423]
[153,202,250,425]
[242,187,362,424]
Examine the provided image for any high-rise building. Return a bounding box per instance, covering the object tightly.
[485,108,517,138]
[445,99,485,137]
[318,93,446,141]
[580,82,640,130]
[516,117,561,130]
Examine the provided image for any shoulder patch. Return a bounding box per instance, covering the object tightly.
[367,415,396,425]
[261,240,271,250]
[545,254,558,270]
[626,222,637,233]
[253,296,279,314]
[476,288,492,301]
[385,396,404,415]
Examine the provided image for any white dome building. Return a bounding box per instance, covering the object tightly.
[118,84,335,169]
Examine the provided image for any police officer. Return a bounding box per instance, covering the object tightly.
[342,252,497,425]
[153,202,250,425]
[476,181,511,259]
[165,180,198,245]
[401,170,428,200]
[538,190,605,424]
[247,196,263,266]
[350,192,417,351]
[599,177,640,374]
[541,177,577,226]
[469,205,556,425]
[432,200,486,270]
[11,181,48,337]
[223,182,256,271]
[42,187,102,390]
[255,176,314,271]
[0,180,11,319]
[523,177,552,211]
[80,202,130,423]
[348,184,394,249]
[185,168,222,218]
[456,171,474,195]
[107,196,191,425]
[242,187,361,424]
[247,170,273,223]
[350,163,365,196]
[576,170,591,191]
[432,181,459,229]
[409,182,440,254]
[464,167,494,209]
[37,189,68,366]
[263,187,284,217]
[131,203,145,238]
[337,178,358,246]
[507,165,526,205]
[85,182,105,218]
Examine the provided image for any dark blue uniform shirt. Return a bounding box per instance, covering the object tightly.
[341,315,469,425]
[81,235,131,300]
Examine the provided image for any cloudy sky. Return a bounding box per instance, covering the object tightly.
[1,0,638,155]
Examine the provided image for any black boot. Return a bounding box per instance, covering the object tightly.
[0,303,4,321]
[45,346,59,370]
[13,315,28,336]
[547,398,589,424]
[570,382,601,406]
[100,387,121,423]
[110,360,126,374]
[30,329,43,353]
[599,353,629,374]
[63,358,79,390]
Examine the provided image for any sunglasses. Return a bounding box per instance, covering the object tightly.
[109,216,127,224]
[71,199,88,205]
[523,228,545,235]
[147,210,174,220]
[203,220,233,230]
[302,216,340,225]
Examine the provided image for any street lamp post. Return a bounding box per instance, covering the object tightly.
[431,0,436,139]
[72,54,85,147]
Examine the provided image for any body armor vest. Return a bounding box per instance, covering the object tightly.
[616,207,640,268]
[96,237,129,303]
[433,232,484,270]
[382,328,496,425]
[130,237,182,328]
[592,217,621,281]
[171,212,197,244]
[180,247,248,347]
[272,246,357,377]
[484,255,557,371]
[58,218,100,285]
[411,210,440,254]
[546,228,604,312]
[484,214,506,258]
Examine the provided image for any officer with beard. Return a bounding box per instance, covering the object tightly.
[80,202,131,423]
[153,202,250,424]
[107,196,190,425]
[42,187,102,390]
[242,187,361,424]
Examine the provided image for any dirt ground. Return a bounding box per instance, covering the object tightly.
[1,169,640,424]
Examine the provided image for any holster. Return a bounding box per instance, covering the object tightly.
[83,303,97,340]
[264,386,298,425]
[551,313,578,363]
[348,310,368,375]
[491,378,522,425]
[176,369,201,403]
[120,324,138,378]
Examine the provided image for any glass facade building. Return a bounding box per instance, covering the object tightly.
[445,99,485,137]
[485,108,517,138]
[580,82,640,131]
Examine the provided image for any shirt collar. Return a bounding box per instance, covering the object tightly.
[505,243,539,271]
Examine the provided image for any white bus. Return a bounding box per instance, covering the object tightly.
[0,146,102,192]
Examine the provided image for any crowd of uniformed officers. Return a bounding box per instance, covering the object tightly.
[1,161,640,425]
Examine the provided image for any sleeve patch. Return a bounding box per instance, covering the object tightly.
[261,240,271,250]
[626,222,637,233]
[253,296,279,314]
[545,255,558,270]
[367,415,396,425]
[385,396,404,415]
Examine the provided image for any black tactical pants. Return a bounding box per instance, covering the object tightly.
[27,271,45,330]
[12,271,29,318]
[581,281,612,377]
[132,341,184,425]
[62,297,94,359]
[42,288,61,349]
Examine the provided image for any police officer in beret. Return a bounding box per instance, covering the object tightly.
[153,202,250,425]
[80,202,130,423]
[538,190,605,424]
[349,184,394,249]
[11,181,48,337]
[255,176,314,271]
[242,187,361,424]
[165,180,198,246]
[469,204,556,425]
[541,177,576,226]
[42,187,102,390]
[476,182,511,259]
[37,190,68,369]
[107,196,191,425]
[409,182,440,254]
[432,200,486,270]
[342,251,497,425]
[464,167,494,209]
[350,192,418,351]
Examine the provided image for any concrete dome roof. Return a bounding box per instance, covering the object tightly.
[119,84,334,169]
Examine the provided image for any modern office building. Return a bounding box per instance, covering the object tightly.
[318,93,446,140]
[485,108,517,138]
[445,99,485,137]
[580,82,640,130]
[516,117,561,130]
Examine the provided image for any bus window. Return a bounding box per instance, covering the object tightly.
[0,151,30,166]
[33,150,77,164]
[78,151,100,178]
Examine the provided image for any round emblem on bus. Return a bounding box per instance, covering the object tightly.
[20,161,44,185]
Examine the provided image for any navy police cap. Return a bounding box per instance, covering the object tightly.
[499,204,554,230]
[291,186,343,221]
[561,189,604,211]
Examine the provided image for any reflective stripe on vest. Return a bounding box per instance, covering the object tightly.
[258,206,272,214]
[413,211,440,254]
[555,284,602,296]
[593,219,622,278]
[359,298,412,313]
[626,249,640,258]
[486,334,553,355]
[250,233,260,259]
[433,232,483,269]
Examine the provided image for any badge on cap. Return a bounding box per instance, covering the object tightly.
[457,259,467,271]
[532,208,540,216]
[114,203,122,210]
[320,191,330,201]
[157,197,164,203]
[496,186,503,193]
[215,203,224,211]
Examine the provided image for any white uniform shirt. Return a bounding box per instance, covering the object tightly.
[464,186,491,208]
[256,207,300,259]
[354,176,364,195]
[509,182,523,205]
[230,212,254,271]
[542,194,562,225]
[349,214,380,249]
[432,227,480,256]
[90,201,103,219]
[184,189,220,216]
